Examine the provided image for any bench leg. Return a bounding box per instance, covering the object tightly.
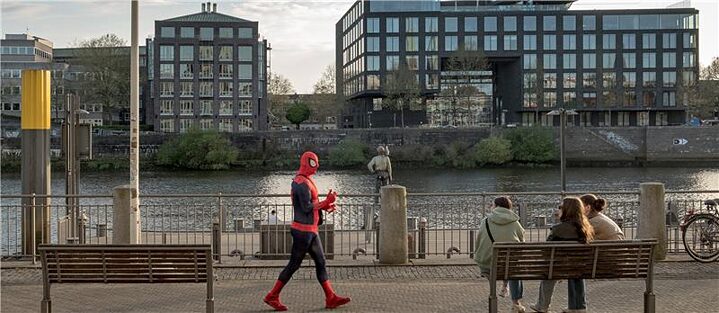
[206,298,214,313]
[41,299,51,313]
[644,292,655,313]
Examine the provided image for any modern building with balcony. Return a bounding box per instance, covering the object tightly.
[336,0,699,128]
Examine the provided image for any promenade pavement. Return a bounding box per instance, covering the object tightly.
[2,261,717,313]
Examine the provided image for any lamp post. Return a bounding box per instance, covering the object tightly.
[547,108,578,192]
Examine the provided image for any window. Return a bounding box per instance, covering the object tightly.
[425,17,438,32]
[544,92,557,107]
[662,72,676,87]
[564,73,577,88]
[160,45,174,61]
[200,82,213,96]
[386,17,399,33]
[367,37,380,52]
[643,72,656,87]
[655,112,668,126]
[160,82,174,97]
[580,112,592,126]
[524,16,536,31]
[563,92,577,105]
[484,36,497,51]
[603,72,617,88]
[180,64,194,79]
[603,34,616,50]
[583,54,596,69]
[239,119,253,131]
[623,72,637,88]
[219,101,233,115]
[563,16,576,31]
[642,33,656,49]
[200,119,213,130]
[199,64,213,79]
[219,27,233,38]
[583,73,597,88]
[485,17,498,32]
[582,92,598,107]
[643,53,656,68]
[239,83,253,96]
[662,52,676,68]
[683,33,696,48]
[623,53,636,68]
[543,54,557,69]
[239,100,252,115]
[463,17,476,32]
[200,100,213,115]
[426,74,439,89]
[181,27,194,38]
[367,74,380,90]
[239,28,253,38]
[219,46,233,61]
[160,100,173,115]
[386,37,399,52]
[582,34,596,50]
[445,36,458,51]
[367,56,380,71]
[682,71,695,86]
[219,64,233,79]
[543,35,556,50]
[178,119,192,133]
[465,36,478,51]
[523,54,537,69]
[543,16,557,31]
[386,55,400,70]
[663,33,676,49]
[160,119,174,132]
[616,112,630,126]
[662,91,676,107]
[178,45,193,61]
[180,100,193,115]
[523,35,537,50]
[199,46,213,61]
[219,119,233,132]
[200,27,213,40]
[161,27,174,38]
[582,15,596,30]
[406,55,419,70]
[239,64,252,80]
[445,17,458,32]
[219,82,233,97]
[425,55,439,70]
[603,53,616,69]
[622,34,636,49]
[426,36,438,51]
[563,54,576,69]
[682,52,694,67]
[368,18,380,33]
[406,17,419,32]
[563,35,576,50]
[544,73,557,88]
[504,16,517,32]
[238,46,252,61]
[504,35,517,50]
[160,64,174,79]
[406,36,419,52]
[180,82,193,97]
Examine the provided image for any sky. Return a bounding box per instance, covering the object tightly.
[1,0,718,93]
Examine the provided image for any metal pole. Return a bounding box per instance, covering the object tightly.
[130,0,141,243]
[560,109,566,192]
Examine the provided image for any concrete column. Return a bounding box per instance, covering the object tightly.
[379,185,407,264]
[637,182,666,260]
[113,185,140,244]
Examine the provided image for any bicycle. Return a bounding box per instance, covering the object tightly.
[681,198,719,262]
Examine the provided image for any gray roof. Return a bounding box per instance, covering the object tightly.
[162,11,255,23]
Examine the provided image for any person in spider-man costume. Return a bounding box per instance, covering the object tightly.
[263,151,351,311]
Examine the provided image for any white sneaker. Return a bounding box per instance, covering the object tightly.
[529,304,547,313]
[499,285,509,298]
[512,303,526,313]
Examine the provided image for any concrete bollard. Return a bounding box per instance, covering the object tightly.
[112,185,140,244]
[637,182,667,260]
[379,185,408,264]
[418,218,427,259]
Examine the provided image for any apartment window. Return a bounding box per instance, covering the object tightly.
[485,17,498,32]
[406,36,419,52]
[239,119,253,131]
[200,27,213,40]
[425,55,439,70]
[643,53,656,68]
[180,27,194,38]
[367,56,380,71]
[582,15,596,30]
[160,64,174,79]
[544,73,557,88]
[386,17,399,33]
[219,82,233,97]
[563,15,576,31]
[199,64,213,79]
[445,17,458,32]
[563,92,577,105]
[564,73,577,88]
[544,92,557,107]
[580,112,592,126]
[662,52,676,68]
[180,100,194,115]
[159,45,174,61]
[582,92,598,107]
[238,100,252,115]
[662,72,676,87]
[543,16,557,31]
[683,33,696,48]
[465,17,478,32]
[236,63,250,80]
[524,16,536,31]
[643,72,656,87]
[160,82,174,97]
[642,33,656,49]
[484,36,497,51]
[603,34,616,50]
[543,35,556,50]
[161,27,174,38]
[622,34,636,49]
[504,35,517,50]
[623,53,636,68]
[239,28,253,38]
[406,17,419,32]
[368,18,380,33]
[367,74,380,90]
[623,72,637,88]
[200,119,213,130]
[464,36,478,51]
[200,100,212,115]
[219,64,233,79]
[219,101,233,115]
[663,33,677,49]
[662,91,676,107]
[583,54,596,69]
[425,17,438,32]
[643,91,657,107]
[238,46,252,62]
[425,36,438,51]
[406,55,419,70]
[523,54,537,69]
[180,82,193,97]
[523,35,537,50]
[682,70,695,85]
[426,74,439,89]
[160,119,174,132]
[386,37,399,52]
[603,72,617,88]
[682,52,694,67]
[543,54,557,69]
[583,73,597,88]
[563,54,576,69]
[563,35,576,50]
[617,112,630,126]
[603,53,616,69]
[445,36,458,51]
[179,119,192,133]
[386,55,400,70]
[199,46,213,61]
[655,112,668,126]
[219,27,233,38]
[177,45,193,61]
[160,100,173,115]
[582,34,596,50]
[200,82,213,97]
[504,16,517,32]
[219,46,233,61]
[239,83,253,97]
[219,119,233,132]
[180,64,194,79]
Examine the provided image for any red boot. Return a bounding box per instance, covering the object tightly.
[321,280,351,309]
[263,280,288,311]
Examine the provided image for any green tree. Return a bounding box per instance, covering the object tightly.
[473,136,512,166]
[73,34,130,124]
[504,127,556,163]
[383,61,422,127]
[285,102,311,129]
[156,128,238,170]
[327,139,368,167]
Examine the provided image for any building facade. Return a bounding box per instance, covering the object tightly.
[151,3,269,133]
[337,0,699,128]
[1,34,55,122]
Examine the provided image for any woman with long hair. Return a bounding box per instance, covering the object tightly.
[530,197,594,313]
[580,194,624,240]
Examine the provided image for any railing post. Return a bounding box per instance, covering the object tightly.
[212,219,221,263]
[374,221,380,260]
[638,183,666,260]
[469,230,476,259]
[217,193,225,232]
[31,194,37,264]
[418,218,427,259]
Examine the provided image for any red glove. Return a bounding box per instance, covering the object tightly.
[325,203,336,213]
[318,190,338,211]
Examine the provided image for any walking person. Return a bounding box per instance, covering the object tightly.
[530,197,595,313]
[263,151,350,311]
[580,194,624,240]
[474,196,527,313]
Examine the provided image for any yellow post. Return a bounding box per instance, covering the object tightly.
[21,69,52,256]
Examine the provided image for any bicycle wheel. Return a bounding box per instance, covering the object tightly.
[682,214,719,262]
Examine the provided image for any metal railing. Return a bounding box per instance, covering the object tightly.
[2,190,717,262]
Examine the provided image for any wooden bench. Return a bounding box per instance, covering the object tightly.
[489,239,658,313]
[38,244,213,313]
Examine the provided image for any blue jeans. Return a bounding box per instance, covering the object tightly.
[536,279,587,310]
[508,280,523,301]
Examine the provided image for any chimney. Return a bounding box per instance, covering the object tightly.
[207,2,211,12]
[213,3,217,12]
[202,3,206,12]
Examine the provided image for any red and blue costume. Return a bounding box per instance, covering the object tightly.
[263,152,350,311]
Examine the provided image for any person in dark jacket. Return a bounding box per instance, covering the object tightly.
[263,152,350,311]
[530,197,595,313]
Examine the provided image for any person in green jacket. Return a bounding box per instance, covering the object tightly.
[474,196,526,313]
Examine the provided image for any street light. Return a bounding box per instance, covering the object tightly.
[547,108,578,192]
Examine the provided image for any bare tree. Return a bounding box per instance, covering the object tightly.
[311,64,341,127]
[442,49,488,126]
[383,61,421,127]
[312,64,335,94]
[268,73,295,127]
